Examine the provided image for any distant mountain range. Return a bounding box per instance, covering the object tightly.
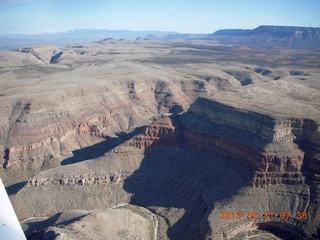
[210,25,320,48]
[0,25,319,50]
[0,29,205,50]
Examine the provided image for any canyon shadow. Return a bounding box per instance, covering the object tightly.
[123,114,253,239]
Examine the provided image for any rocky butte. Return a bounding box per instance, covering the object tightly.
[0,30,319,239]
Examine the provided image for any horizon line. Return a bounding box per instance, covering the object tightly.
[1,24,320,36]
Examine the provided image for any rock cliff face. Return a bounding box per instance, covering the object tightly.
[0,73,207,183]
[210,25,320,48]
[24,98,319,189]
[16,101,320,239]
[2,40,320,239]
[124,117,180,149]
[183,97,319,187]
[26,207,155,240]
[115,96,320,190]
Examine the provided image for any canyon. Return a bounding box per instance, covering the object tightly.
[0,37,319,239]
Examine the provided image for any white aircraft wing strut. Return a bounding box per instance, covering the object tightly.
[0,178,26,240]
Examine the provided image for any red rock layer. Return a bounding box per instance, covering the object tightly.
[124,117,180,149]
[183,97,320,187]
[1,77,204,182]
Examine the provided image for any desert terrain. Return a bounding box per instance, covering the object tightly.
[0,34,319,239]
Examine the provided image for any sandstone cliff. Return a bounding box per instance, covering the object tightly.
[17,99,320,239]
[2,40,320,239]
[184,97,320,187]
[0,61,213,184]
[181,96,320,239]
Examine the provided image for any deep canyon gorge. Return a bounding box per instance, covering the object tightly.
[0,37,319,239]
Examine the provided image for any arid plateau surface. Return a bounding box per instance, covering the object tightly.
[0,38,320,239]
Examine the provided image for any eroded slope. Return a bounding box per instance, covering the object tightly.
[1,39,320,239]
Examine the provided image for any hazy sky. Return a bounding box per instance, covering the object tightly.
[1,0,319,34]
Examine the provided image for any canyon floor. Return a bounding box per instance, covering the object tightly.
[0,38,319,239]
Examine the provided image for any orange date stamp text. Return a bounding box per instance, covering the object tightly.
[220,211,308,220]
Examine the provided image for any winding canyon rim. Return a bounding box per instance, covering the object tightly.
[0,32,320,239]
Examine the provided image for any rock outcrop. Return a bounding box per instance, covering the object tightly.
[25,207,155,240]
[13,45,76,64]
[210,25,320,48]
[0,63,209,183]
[27,171,132,187]
[183,97,319,188]
[17,104,320,239]
[124,117,180,149]
[2,39,320,239]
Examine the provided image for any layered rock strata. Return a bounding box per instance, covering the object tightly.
[0,74,208,183]
[11,101,320,239]
[177,97,320,239]
[25,97,318,190]
[124,117,180,149]
[25,117,179,188]
[183,97,319,188]
[2,41,320,239]
[27,171,132,187]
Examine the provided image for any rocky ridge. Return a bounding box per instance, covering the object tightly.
[1,40,320,239]
[185,97,320,187]
[18,103,320,239]
[0,59,211,184]
[211,25,320,48]
[19,98,320,239]
[25,207,156,240]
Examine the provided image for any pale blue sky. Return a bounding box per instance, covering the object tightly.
[1,0,319,34]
